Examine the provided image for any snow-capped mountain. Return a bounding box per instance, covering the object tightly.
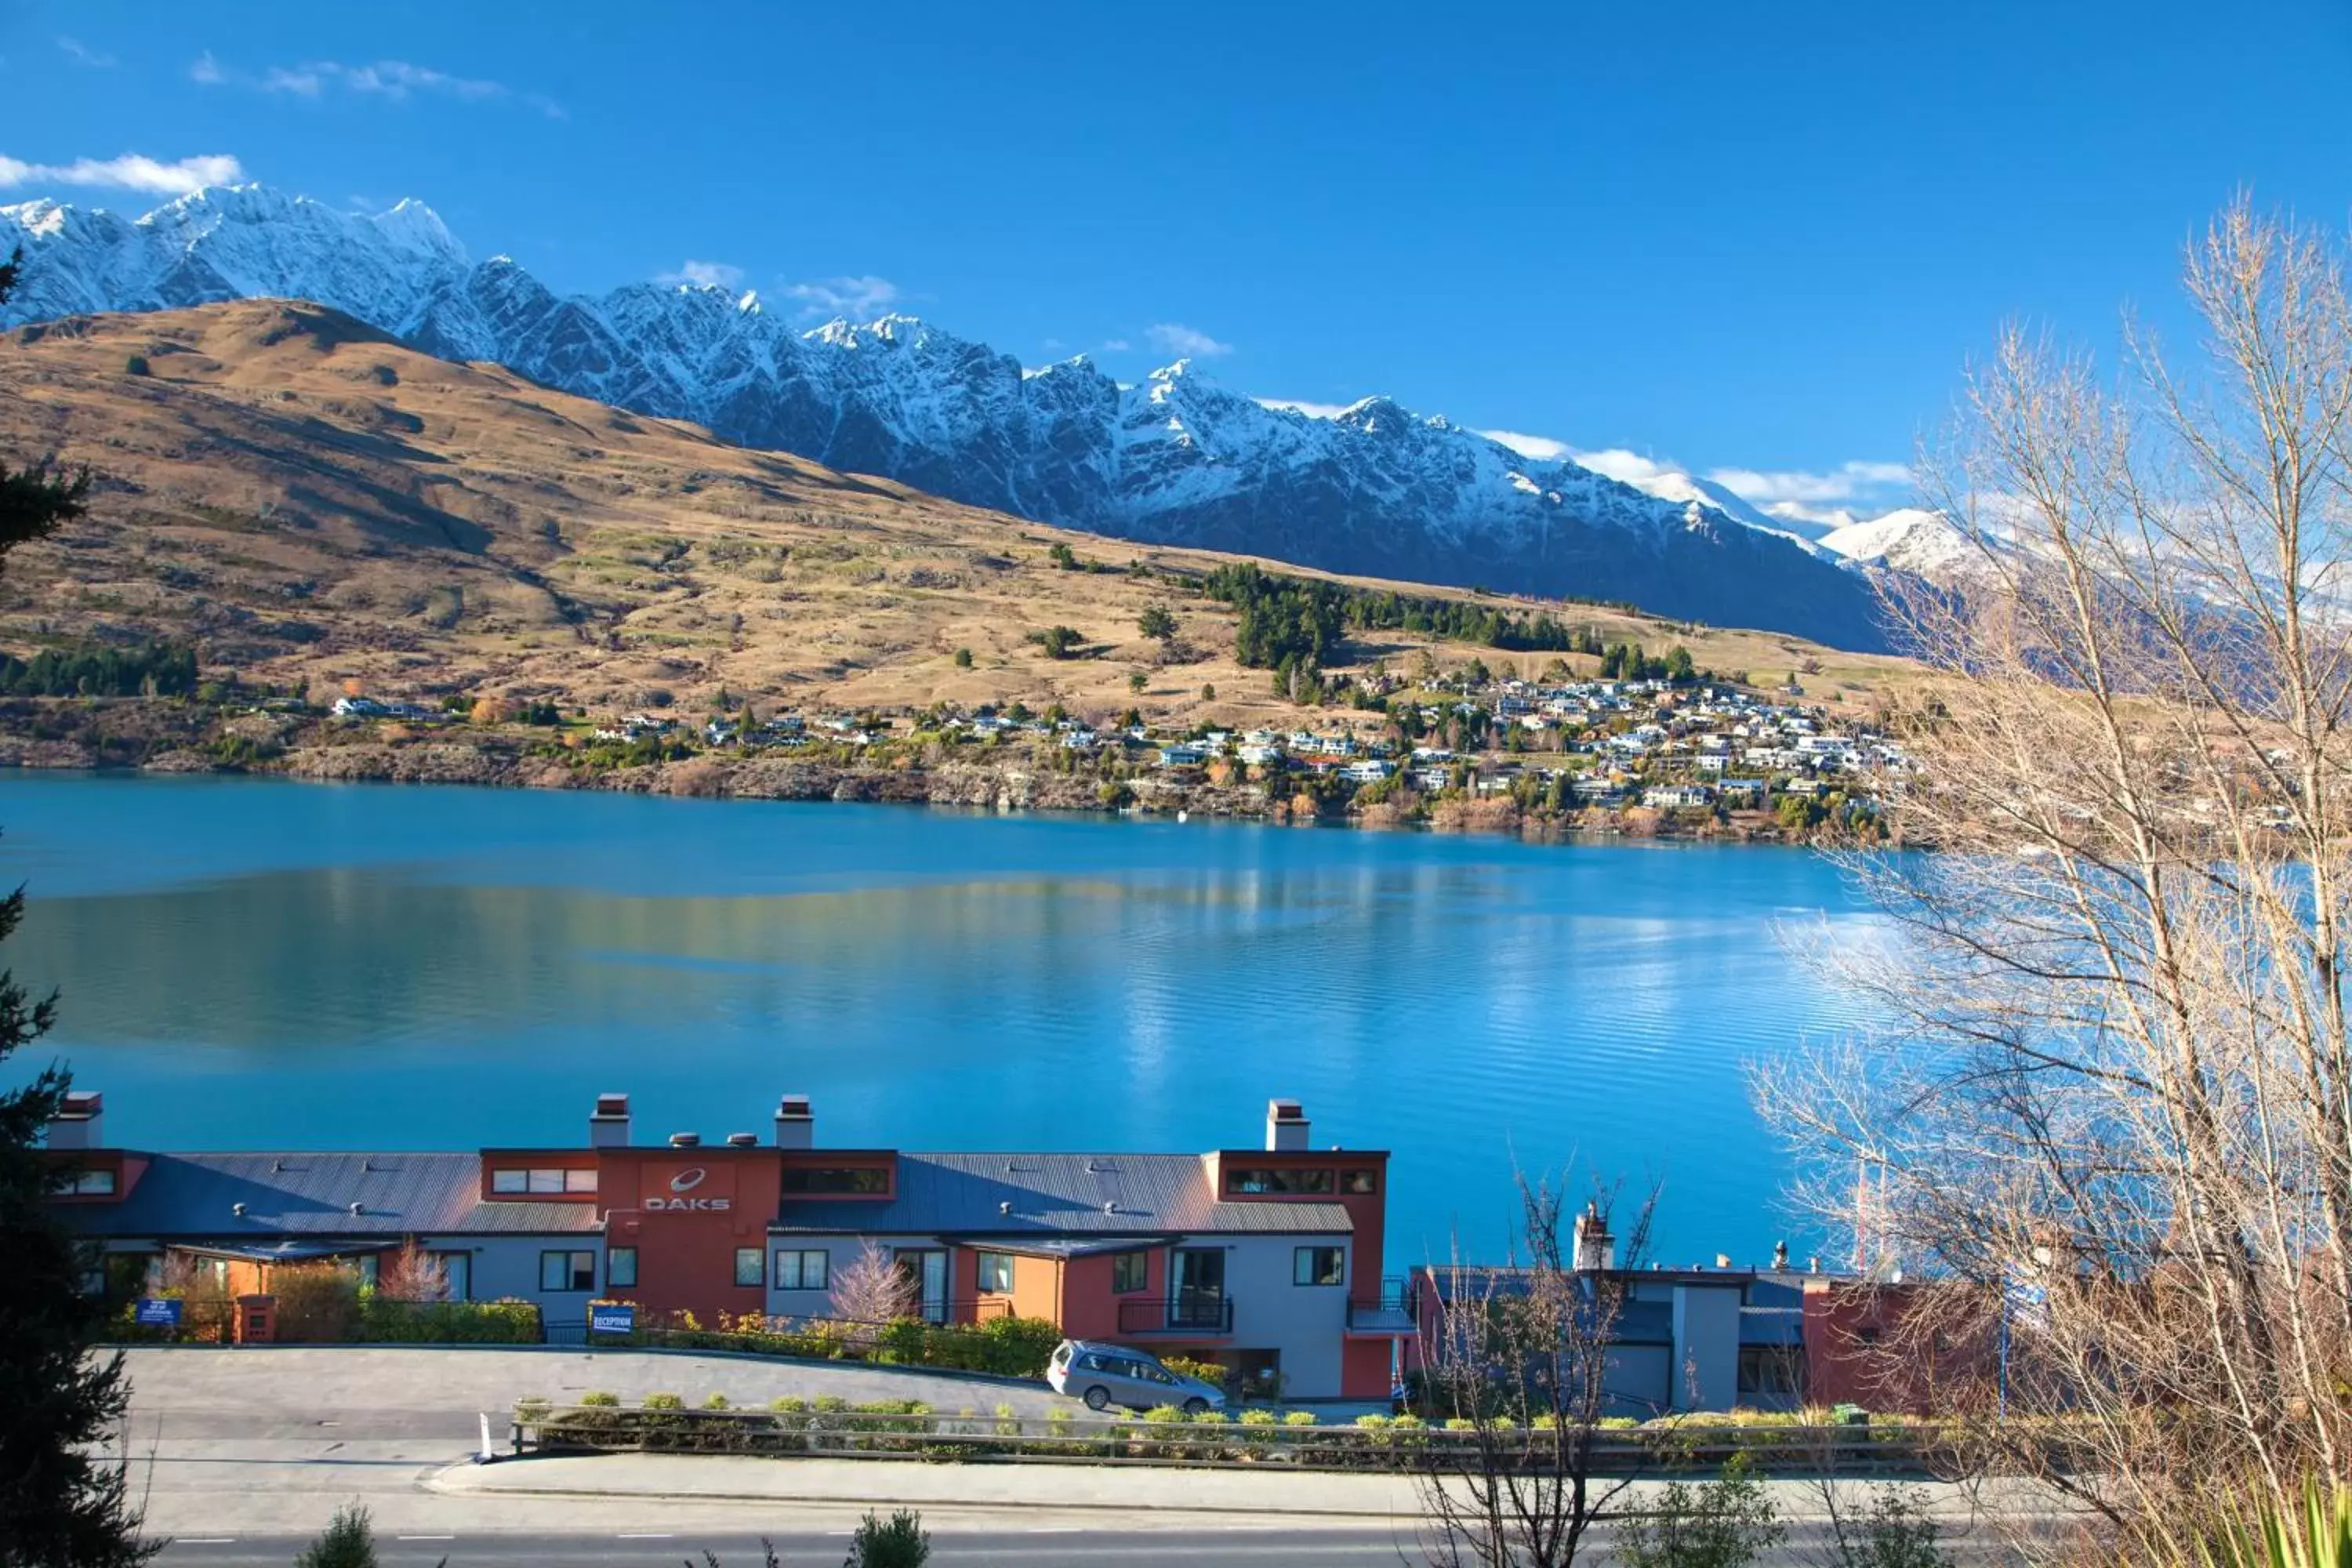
[1819,508,1984,579]
[0,185,1892,652]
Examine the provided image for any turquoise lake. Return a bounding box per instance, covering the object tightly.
[0,772,1889,1267]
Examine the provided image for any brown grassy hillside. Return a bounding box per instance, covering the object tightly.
[0,300,1913,720]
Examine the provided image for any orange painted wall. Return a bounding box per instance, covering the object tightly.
[1342,1338,1395,1399]
[596,1146,782,1325]
[1061,1247,1162,1341]
[1802,1279,1990,1415]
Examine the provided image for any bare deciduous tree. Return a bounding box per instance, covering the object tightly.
[827,1240,919,1339]
[376,1239,448,1304]
[1417,1178,1657,1568]
[1756,195,2352,1556]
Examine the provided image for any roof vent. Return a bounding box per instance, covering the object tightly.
[725,1132,758,1149]
[669,1132,701,1148]
[999,1201,1013,1216]
[349,1202,365,1216]
[1103,1200,1119,1215]
[271,1159,283,1174]
[232,1202,248,1218]
[361,1158,375,1172]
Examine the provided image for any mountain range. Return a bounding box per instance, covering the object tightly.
[0,184,1905,652]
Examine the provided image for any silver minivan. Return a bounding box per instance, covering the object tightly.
[1047,1338,1227,1414]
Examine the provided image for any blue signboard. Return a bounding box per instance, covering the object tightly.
[588,1302,636,1335]
[135,1298,183,1328]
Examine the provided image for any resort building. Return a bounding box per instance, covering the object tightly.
[45,1091,1410,1399]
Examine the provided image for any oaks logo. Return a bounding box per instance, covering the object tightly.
[645,1167,730,1212]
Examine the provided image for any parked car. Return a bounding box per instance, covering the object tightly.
[1047,1338,1227,1415]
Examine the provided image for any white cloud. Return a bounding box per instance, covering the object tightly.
[1482,428,1580,464]
[56,38,117,68]
[1258,397,1351,419]
[1704,459,1911,506]
[655,259,744,290]
[782,274,901,320]
[192,53,563,117]
[1100,338,1131,352]
[0,152,246,196]
[1147,322,1233,358]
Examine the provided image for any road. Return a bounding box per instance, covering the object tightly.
[114,1348,2047,1566]
[151,1519,2033,1566]
[157,1524,1422,1566]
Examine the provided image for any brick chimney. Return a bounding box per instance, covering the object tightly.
[775,1094,814,1149]
[1265,1098,1308,1152]
[1572,1202,1616,1271]
[589,1093,631,1149]
[47,1091,103,1151]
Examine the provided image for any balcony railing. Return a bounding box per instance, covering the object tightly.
[1348,1275,1417,1334]
[1118,1292,1236,1335]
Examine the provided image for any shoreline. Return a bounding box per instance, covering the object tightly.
[0,695,1887,848]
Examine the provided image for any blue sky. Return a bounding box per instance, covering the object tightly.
[5,0,2349,524]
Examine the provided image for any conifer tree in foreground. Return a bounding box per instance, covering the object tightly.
[0,244,154,1568]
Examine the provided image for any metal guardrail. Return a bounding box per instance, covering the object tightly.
[1117,1294,1236,1335]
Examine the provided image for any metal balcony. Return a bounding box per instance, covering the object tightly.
[1117,1292,1236,1335]
[1347,1275,1417,1334]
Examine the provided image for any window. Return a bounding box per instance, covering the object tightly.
[1341,1169,1377,1195]
[69,1169,116,1196]
[1294,1246,1345,1287]
[1737,1345,1805,1399]
[977,1252,1015,1294]
[607,1247,637,1289]
[735,1248,765,1287]
[780,1166,890,1194]
[1110,1250,1149,1294]
[539,1250,596,1292]
[1225,1167,1336,1196]
[495,1167,596,1195]
[774,1250,829,1291]
[433,1251,472,1301]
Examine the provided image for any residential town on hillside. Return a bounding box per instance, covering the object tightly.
[336,672,1907,832]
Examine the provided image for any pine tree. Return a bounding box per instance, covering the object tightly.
[0,246,153,1568]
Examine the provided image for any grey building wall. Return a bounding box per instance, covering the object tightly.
[1671,1281,1744,1413]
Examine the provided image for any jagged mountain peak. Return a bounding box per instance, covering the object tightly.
[0,182,1894,652]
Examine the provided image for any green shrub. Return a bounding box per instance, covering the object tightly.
[1240,1409,1278,1427]
[642,1392,684,1410]
[846,1508,930,1568]
[1142,1404,1187,1425]
[125,354,151,378]
[1599,1415,1640,1429]
[1616,1453,1785,1568]
[771,1396,808,1414]
[514,1398,552,1423]
[702,1393,731,1410]
[1283,1410,1319,1428]
[356,1296,541,1344]
[1444,1417,1479,1432]
[814,1395,849,1414]
[295,1502,376,1568]
[578,1392,619,1408]
[1160,1355,1229,1386]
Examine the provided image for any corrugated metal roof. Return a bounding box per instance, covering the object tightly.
[64,1152,601,1239]
[769,1152,1352,1239]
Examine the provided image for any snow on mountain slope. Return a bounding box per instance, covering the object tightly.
[0,184,1893,652]
[1820,508,1984,578]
